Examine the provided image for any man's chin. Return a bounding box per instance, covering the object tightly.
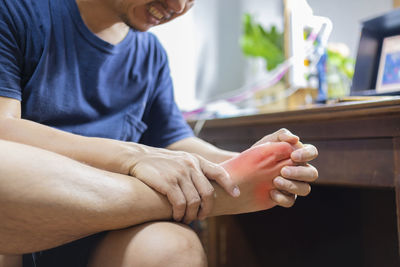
[120,15,151,32]
[131,25,152,32]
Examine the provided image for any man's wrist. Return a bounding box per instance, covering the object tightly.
[76,137,147,175]
[111,140,154,175]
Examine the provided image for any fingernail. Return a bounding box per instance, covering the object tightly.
[232,186,241,197]
[282,132,298,140]
[275,177,285,186]
[292,151,301,161]
[279,133,290,141]
[279,133,287,139]
[284,132,295,138]
[270,190,279,199]
[281,167,291,177]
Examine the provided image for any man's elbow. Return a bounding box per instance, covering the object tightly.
[0,116,21,140]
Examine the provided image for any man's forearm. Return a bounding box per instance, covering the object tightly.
[0,117,144,174]
[167,137,239,163]
[0,139,238,254]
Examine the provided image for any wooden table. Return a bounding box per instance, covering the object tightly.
[189,98,400,267]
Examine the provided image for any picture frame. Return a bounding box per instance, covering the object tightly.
[376,35,400,93]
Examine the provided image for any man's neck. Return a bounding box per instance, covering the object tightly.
[76,0,130,45]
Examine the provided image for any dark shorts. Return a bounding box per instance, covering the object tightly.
[22,232,106,267]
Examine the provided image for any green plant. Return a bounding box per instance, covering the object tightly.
[326,49,355,79]
[240,13,285,71]
[326,49,355,97]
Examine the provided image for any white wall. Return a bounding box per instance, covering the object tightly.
[153,0,394,110]
[150,11,198,110]
[307,0,393,57]
[194,0,246,102]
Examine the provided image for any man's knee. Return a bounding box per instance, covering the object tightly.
[89,222,207,267]
[135,222,207,266]
[0,254,22,267]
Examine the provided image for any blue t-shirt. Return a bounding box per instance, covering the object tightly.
[0,0,193,147]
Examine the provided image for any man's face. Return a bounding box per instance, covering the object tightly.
[110,0,195,31]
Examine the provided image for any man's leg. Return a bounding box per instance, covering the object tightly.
[0,254,21,267]
[88,222,206,267]
[0,140,171,254]
[88,142,294,267]
[12,223,206,267]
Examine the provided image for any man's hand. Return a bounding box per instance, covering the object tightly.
[128,146,240,224]
[252,128,319,207]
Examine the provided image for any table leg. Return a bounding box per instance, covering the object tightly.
[394,137,400,255]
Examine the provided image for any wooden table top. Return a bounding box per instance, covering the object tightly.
[188,97,400,128]
[189,97,400,188]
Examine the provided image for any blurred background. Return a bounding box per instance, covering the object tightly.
[151,0,393,114]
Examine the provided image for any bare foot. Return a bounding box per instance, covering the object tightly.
[215,142,294,215]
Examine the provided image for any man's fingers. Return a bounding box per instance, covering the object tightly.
[270,189,296,208]
[165,185,187,222]
[252,128,299,147]
[179,179,201,224]
[291,144,318,162]
[273,176,311,196]
[191,170,215,220]
[280,164,318,182]
[265,128,297,143]
[277,131,300,145]
[199,158,240,198]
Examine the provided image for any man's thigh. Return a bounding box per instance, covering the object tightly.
[88,221,207,267]
[22,222,206,267]
[22,232,106,267]
[0,254,22,267]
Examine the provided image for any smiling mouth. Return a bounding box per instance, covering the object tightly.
[148,5,166,21]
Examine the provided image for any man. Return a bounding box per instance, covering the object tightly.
[0,0,318,266]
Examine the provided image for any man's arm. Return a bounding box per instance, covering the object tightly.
[0,97,238,223]
[0,139,294,254]
[167,135,239,163]
[0,139,172,254]
[0,97,317,222]
[0,97,143,174]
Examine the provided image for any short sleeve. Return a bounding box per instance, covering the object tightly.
[140,50,194,148]
[0,4,23,100]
